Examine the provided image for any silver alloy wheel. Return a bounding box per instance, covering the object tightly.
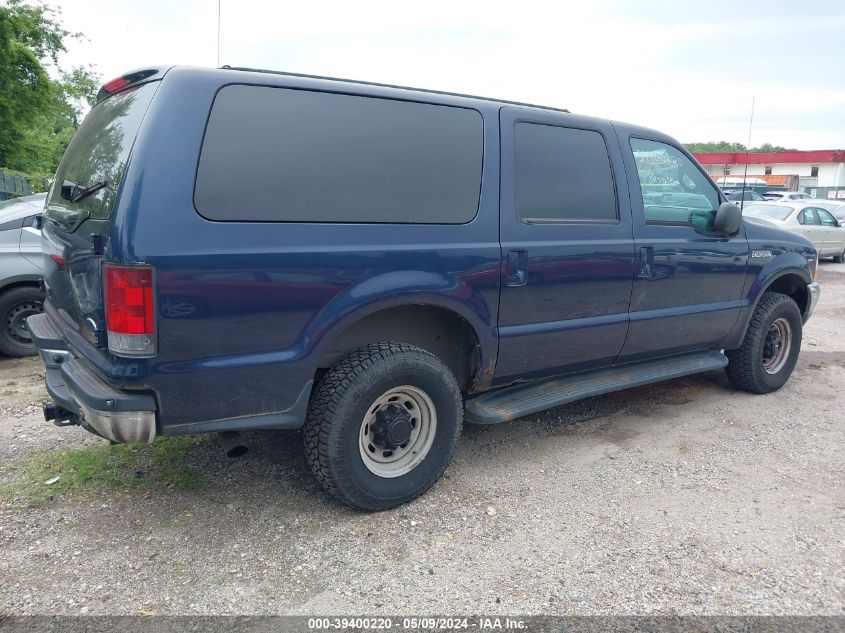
[762,317,792,375]
[358,385,437,478]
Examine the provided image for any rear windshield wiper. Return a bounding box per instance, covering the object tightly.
[61,179,107,203]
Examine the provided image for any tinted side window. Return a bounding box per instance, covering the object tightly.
[195,86,483,224]
[630,138,720,232]
[514,123,617,223]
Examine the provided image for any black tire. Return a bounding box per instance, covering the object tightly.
[304,342,462,511]
[725,292,802,394]
[0,286,44,357]
[833,247,844,264]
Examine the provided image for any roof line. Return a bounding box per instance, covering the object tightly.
[220,66,570,114]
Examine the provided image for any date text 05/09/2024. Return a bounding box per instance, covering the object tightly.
[307,617,527,630]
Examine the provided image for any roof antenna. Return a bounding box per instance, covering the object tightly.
[740,96,755,206]
[217,0,221,67]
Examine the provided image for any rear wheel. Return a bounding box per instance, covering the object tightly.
[304,342,462,511]
[0,286,44,357]
[725,292,802,394]
[834,246,844,263]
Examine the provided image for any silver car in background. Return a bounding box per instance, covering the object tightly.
[763,191,813,202]
[0,193,46,356]
[743,200,845,262]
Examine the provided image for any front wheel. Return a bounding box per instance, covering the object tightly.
[304,342,462,511]
[0,286,44,357]
[725,292,802,394]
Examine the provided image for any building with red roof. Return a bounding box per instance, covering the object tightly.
[693,150,845,198]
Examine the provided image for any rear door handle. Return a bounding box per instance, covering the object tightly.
[507,250,527,286]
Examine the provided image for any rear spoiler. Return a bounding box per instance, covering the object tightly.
[96,67,171,103]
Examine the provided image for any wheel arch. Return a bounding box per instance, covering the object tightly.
[0,275,42,294]
[723,266,811,350]
[314,302,489,393]
[762,270,810,315]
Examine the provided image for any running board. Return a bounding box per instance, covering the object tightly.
[465,350,728,424]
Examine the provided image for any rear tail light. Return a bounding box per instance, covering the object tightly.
[104,264,156,355]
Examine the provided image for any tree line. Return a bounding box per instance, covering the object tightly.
[684,141,797,154]
[0,0,98,187]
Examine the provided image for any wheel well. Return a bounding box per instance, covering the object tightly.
[0,280,41,296]
[318,305,481,391]
[765,273,808,314]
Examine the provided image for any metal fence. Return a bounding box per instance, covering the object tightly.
[805,186,845,201]
[0,169,50,201]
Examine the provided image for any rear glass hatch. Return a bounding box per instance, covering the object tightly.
[42,80,160,350]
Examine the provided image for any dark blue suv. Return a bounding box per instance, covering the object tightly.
[29,66,820,510]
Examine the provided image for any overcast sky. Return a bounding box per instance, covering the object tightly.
[52,0,845,150]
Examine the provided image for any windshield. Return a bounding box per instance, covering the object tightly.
[743,204,793,221]
[45,81,159,229]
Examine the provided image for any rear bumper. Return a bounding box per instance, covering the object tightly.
[27,313,157,444]
[804,282,821,323]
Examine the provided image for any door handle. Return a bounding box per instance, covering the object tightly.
[507,250,527,286]
[638,246,654,278]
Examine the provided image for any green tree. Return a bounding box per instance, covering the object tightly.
[685,141,798,154]
[749,143,796,153]
[0,0,99,176]
[684,141,747,154]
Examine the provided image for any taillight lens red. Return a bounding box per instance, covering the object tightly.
[104,265,155,335]
[102,76,130,95]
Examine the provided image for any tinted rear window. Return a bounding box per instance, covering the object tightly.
[514,123,617,223]
[46,82,159,225]
[194,85,483,224]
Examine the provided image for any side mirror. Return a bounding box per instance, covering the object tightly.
[714,202,742,236]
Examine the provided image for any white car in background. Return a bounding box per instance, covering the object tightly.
[810,200,845,225]
[743,201,845,262]
[763,191,812,201]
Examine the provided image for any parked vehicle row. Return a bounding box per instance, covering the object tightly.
[764,190,813,202]
[723,190,765,207]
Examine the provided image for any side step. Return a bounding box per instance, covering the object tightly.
[465,350,728,424]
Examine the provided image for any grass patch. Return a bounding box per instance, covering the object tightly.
[0,436,207,506]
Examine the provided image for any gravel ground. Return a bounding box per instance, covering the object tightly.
[0,266,843,616]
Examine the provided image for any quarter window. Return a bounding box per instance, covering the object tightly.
[817,208,837,226]
[630,138,720,232]
[195,86,483,224]
[514,123,617,223]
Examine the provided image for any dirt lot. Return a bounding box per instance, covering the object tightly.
[1,266,843,616]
